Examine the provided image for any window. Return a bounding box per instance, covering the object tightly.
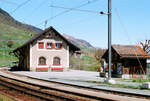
[39,57,46,65]
[53,57,60,65]
[46,42,52,49]
[38,42,44,49]
[55,43,62,49]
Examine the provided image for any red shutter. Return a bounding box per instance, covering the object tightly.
[52,43,55,48]
[38,42,44,49]
[60,43,63,49]
[45,43,47,48]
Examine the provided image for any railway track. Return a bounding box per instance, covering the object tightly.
[0,69,149,101]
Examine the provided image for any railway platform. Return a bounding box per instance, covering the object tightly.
[14,70,150,97]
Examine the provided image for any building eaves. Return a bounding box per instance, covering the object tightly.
[13,26,80,53]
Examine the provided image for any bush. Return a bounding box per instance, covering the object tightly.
[7,40,13,48]
[70,54,101,71]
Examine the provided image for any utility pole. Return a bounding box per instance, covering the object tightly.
[44,20,48,29]
[108,0,112,80]
[100,0,113,81]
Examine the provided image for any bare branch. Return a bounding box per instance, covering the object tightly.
[139,40,150,55]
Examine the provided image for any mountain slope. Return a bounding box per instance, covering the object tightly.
[0,8,43,67]
[63,34,94,49]
[0,8,42,34]
[0,8,94,49]
[0,8,99,70]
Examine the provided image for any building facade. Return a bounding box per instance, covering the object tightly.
[13,26,80,72]
[102,45,150,78]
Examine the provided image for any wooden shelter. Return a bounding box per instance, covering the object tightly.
[102,45,150,78]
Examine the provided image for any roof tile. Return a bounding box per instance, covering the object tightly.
[112,44,150,58]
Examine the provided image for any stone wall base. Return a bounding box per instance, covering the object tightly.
[122,74,146,79]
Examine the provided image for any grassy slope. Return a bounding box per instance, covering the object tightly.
[0,25,100,71]
[0,8,38,66]
[0,22,100,70]
[0,8,100,71]
[70,46,100,72]
[0,22,35,67]
[0,93,16,101]
[70,54,100,72]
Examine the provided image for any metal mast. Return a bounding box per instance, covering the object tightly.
[108,0,112,79]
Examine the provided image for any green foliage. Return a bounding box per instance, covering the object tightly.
[122,78,150,83]
[0,46,18,67]
[7,40,13,48]
[86,80,147,90]
[108,83,144,89]
[70,53,101,72]
[0,21,36,67]
[0,93,16,101]
[0,8,100,70]
[148,74,150,78]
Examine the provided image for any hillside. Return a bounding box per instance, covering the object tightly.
[0,8,42,66]
[0,8,42,45]
[63,34,100,71]
[0,8,100,71]
[0,8,42,34]
[63,34,94,49]
[0,8,94,49]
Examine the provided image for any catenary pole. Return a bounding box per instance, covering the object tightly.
[108,0,112,79]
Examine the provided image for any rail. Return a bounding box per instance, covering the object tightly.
[0,69,149,101]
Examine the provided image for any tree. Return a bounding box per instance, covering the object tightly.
[94,48,106,61]
[7,40,13,48]
[139,40,150,55]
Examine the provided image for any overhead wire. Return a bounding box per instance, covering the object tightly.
[35,0,100,27]
[50,5,100,14]
[49,0,54,27]
[114,8,145,75]
[0,0,32,25]
[0,0,33,44]
[0,0,18,5]
[57,14,101,29]
[19,0,48,26]
[0,0,31,28]
[0,0,29,22]
[48,0,92,26]
[28,0,48,16]
[10,0,31,14]
[56,0,106,29]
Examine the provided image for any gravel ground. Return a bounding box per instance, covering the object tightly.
[14,70,141,86]
[14,70,103,82]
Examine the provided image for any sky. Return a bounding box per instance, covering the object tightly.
[0,0,150,48]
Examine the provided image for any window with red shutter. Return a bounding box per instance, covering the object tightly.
[52,43,55,48]
[38,42,44,49]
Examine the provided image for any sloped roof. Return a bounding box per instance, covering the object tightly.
[13,26,80,53]
[112,45,150,58]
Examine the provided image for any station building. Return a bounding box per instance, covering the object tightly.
[102,45,150,78]
[13,26,80,72]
